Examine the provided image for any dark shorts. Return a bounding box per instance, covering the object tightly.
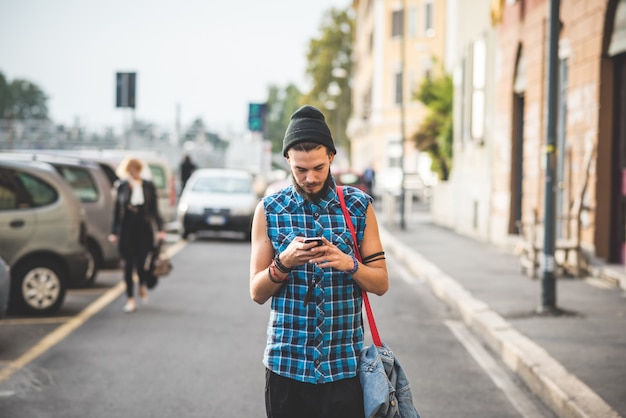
[265,369,364,418]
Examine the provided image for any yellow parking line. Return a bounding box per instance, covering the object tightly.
[0,241,185,383]
[0,281,125,383]
[67,288,111,295]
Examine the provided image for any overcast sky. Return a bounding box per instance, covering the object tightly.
[0,0,349,135]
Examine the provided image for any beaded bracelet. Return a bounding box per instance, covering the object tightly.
[346,256,359,275]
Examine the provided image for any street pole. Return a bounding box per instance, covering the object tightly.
[540,0,560,313]
[399,0,407,230]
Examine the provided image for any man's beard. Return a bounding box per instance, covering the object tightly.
[292,170,333,203]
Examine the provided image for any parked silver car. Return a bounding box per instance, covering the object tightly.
[177,168,258,240]
[41,149,177,224]
[0,160,89,315]
[0,153,120,285]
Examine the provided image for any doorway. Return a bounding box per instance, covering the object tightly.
[611,53,626,263]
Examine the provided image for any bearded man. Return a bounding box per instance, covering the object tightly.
[249,105,389,418]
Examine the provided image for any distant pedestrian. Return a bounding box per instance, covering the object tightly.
[249,105,389,417]
[363,165,375,197]
[179,154,197,193]
[109,157,166,313]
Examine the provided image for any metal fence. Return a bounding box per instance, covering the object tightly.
[0,119,120,150]
[0,119,227,171]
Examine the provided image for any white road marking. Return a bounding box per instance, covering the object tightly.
[445,320,548,418]
[386,254,548,418]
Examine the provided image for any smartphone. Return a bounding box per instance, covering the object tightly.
[303,237,324,247]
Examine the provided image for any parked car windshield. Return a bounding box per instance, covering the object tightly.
[192,177,252,194]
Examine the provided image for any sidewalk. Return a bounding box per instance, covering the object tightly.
[378,204,625,418]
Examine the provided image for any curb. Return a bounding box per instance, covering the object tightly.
[380,226,621,418]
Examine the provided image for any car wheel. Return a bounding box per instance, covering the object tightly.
[181,229,190,240]
[84,241,101,287]
[10,260,67,316]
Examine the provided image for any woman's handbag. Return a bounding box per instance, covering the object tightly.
[144,240,172,290]
[151,240,173,277]
[337,186,420,418]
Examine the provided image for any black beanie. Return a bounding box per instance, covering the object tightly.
[282,105,336,156]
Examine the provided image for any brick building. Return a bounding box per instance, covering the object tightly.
[430,0,625,281]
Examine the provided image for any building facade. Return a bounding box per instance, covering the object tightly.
[348,0,447,195]
[429,0,498,242]
[351,0,626,279]
[435,0,626,277]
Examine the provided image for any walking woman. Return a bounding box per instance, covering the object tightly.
[109,157,166,313]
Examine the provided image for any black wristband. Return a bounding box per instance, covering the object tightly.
[362,251,385,263]
[274,253,292,273]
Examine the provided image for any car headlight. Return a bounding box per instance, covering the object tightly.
[178,202,204,215]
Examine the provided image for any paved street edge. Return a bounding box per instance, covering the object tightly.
[380,226,622,418]
[0,241,187,384]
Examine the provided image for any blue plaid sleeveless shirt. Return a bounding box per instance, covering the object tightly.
[262,183,371,384]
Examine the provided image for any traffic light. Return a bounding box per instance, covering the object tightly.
[115,72,136,109]
[248,102,267,132]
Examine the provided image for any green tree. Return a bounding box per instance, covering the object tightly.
[302,7,353,152]
[182,117,227,150]
[412,69,453,181]
[3,77,49,119]
[264,83,302,153]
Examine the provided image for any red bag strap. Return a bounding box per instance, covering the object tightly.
[336,186,382,347]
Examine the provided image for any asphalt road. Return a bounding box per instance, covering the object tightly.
[0,234,555,417]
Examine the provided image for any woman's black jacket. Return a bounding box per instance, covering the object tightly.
[111,179,163,257]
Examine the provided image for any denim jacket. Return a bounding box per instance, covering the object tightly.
[358,343,421,418]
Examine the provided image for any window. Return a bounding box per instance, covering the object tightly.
[424,1,434,37]
[556,58,569,238]
[409,70,418,102]
[392,9,404,38]
[362,86,372,120]
[395,71,403,105]
[0,170,17,210]
[470,38,486,142]
[16,171,58,207]
[408,7,418,37]
[54,165,99,202]
[96,163,118,186]
[454,60,469,143]
[387,139,402,168]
